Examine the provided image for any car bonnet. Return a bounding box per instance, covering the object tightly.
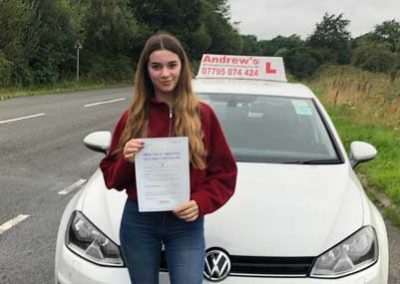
[79,163,363,257]
[204,162,363,257]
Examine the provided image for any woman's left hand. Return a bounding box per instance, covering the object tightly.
[173,200,199,222]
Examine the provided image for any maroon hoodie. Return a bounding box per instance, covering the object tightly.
[100,100,237,216]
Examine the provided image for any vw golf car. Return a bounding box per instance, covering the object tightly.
[55,55,389,283]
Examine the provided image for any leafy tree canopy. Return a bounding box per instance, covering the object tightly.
[307,13,351,64]
[372,20,400,52]
[307,13,351,48]
[258,35,303,56]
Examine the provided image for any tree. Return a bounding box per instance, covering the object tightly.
[201,0,242,55]
[0,0,40,65]
[276,47,320,78]
[0,0,41,85]
[350,32,377,49]
[80,0,141,80]
[29,0,82,84]
[373,20,400,52]
[128,0,211,59]
[83,0,138,55]
[204,0,231,20]
[240,35,259,55]
[307,13,351,64]
[258,35,304,56]
[0,52,13,87]
[127,0,243,59]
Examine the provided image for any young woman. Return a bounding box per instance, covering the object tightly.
[100,33,237,284]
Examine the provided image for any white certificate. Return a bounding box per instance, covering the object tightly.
[134,137,190,212]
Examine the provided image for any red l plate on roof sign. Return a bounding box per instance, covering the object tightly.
[196,54,287,82]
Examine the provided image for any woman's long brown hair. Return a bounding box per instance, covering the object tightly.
[112,33,207,169]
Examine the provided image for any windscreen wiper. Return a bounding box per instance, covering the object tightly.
[281,159,342,165]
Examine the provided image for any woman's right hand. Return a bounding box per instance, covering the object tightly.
[123,139,144,163]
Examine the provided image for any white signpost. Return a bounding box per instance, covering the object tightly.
[75,40,83,81]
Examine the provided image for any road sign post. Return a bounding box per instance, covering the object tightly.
[75,40,83,82]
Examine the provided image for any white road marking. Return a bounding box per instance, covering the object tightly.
[0,214,30,235]
[0,113,46,125]
[84,98,126,108]
[58,179,87,195]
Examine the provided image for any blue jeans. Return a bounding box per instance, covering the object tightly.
[120,199,205,284]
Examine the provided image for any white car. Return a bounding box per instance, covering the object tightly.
[55,60,389,283]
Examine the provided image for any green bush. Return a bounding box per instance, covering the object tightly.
[15,64,35,87]
[352,44,398,73]
[86,56,134,82]
[277,47,320,78]
[29,44,76,85]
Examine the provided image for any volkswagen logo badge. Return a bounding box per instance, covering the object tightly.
[204,249,231,281]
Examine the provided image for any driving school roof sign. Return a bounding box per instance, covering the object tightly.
[197,54,287,82]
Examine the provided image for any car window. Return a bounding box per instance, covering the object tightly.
[199,93,341,164]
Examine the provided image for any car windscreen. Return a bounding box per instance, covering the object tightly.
[198,93,341,164]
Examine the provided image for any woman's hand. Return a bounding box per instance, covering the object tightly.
[123,139,144,163]
[173,200,199,222]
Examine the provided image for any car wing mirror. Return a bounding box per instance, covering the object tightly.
[349,141,377,169]
[83,131,111,155]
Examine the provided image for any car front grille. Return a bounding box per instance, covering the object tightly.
[227,255,315,276]
[160,251,315,277]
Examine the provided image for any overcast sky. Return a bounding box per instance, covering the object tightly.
[228,0,400,40]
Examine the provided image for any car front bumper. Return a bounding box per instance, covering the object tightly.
[56,244,386,284]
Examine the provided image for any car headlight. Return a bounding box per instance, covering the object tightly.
[66,211,124,267]
[310,226,378,278]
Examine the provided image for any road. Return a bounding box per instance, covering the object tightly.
[0,87,131,283]
[0,87,399,283]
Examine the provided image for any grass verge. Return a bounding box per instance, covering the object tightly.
[307,65,400,226]
[0,80,132,100]
[328,112,400,226]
